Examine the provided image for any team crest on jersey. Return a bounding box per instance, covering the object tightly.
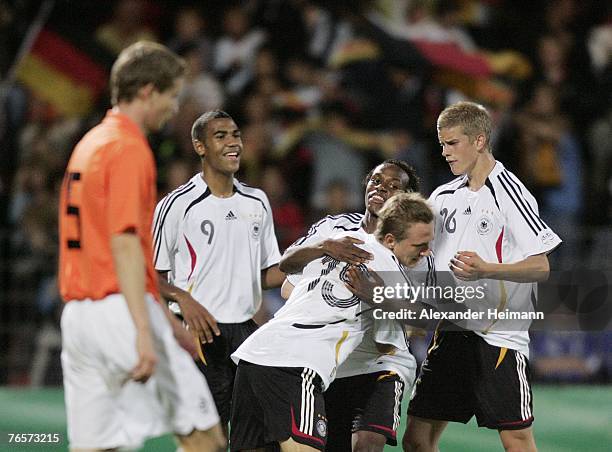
[251,221,261,238]
[477,214,492,235]
[316,419,327,437]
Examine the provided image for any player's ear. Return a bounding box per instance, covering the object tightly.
[383,233,396,251]
[193,139,206,158]
[137,83,155,100]
[475,133,486,152]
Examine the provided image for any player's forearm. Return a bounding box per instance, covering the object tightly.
[281,279,294,299]
[157,272,190,303]
[482,254,550,282]
[279,242,328,273]
[261,265,285,289]
[110,233,150,332]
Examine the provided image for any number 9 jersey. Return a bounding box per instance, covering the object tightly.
[152,173,281,323]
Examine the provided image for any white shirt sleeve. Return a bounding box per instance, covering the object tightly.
[284,216,335,285]
[499,176,562,257]
[152,195,180,272]
[260,193,282,270]
[289,215,335,248]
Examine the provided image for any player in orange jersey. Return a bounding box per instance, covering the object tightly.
[58,41,225,452]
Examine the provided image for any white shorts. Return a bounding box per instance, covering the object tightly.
[61,294,219,450]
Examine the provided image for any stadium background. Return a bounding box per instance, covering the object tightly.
[0,0,610,450]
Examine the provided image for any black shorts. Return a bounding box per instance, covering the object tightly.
[230,361,328,451]
[324,371,405,451]
[408,326,534,430]
[195,319,258,425]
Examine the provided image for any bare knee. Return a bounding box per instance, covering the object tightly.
[279,437,320,452]
[177,424,227,452]
[403,434,434,452]
[402,417,446,452]
[499,428,537,452]
[352,430,386,452]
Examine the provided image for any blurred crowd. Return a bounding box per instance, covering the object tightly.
[0,0,610,385]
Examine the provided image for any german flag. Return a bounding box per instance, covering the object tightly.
[16,23,112,117]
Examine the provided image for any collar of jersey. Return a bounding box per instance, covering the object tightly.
[193,172,240,194]
[458,160,504,189]
[105,109,147,143]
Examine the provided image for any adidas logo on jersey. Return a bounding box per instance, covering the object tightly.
[225,210,237,220]
[463,206,472,215]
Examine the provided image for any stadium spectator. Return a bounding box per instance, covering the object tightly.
[213,6,267,97]
[95,0,158,55]
[166,5,214,71]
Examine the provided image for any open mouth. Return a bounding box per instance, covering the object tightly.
[368,193,386,204]
[224,151,240,161]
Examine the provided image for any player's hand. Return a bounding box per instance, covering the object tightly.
[167,310,199,357]
[344,266,384,304]
[323,237,373,265]
[175,293,220,344]
[131,329,157,383]
[449,251,489,281]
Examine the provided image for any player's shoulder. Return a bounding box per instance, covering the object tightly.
[429,175,468,201]
[234,180,271,211]
[321,212,364,232]
[487,161,537,208]
[488,161,527,191]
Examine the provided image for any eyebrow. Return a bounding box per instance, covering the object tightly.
[371,173,402,182]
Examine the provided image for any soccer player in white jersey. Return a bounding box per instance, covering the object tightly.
[280,160,432,451]
[229,192,434,452]
[404,102,562,452]
[152,110,284,433]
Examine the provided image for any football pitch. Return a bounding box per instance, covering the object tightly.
[0,386,610,451]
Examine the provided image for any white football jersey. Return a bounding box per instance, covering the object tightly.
[429,161,562,355]
[335,329,417,386]
[284,213,433,385]
[232,231,413,390]
[153,173,281,323]
[336,252,434,385]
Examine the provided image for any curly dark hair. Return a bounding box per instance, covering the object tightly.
[363,159,420,193]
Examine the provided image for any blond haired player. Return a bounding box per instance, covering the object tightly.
[58,42,225,451]
[404,102,561,452]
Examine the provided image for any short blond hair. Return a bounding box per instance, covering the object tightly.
[111,41,186,105]
[437,101,492,150]
[375,193,433,242]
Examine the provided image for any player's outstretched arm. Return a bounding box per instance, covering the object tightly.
[261,264,285,289]
[111,232,157,383]
[157,272,221,343]
[450,251,550,282]
[279,237,373,273]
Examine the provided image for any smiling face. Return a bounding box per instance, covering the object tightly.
[386,221,433,268]
[365,164,411,216]
[194,117,242,176]
[438,125,486,177]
